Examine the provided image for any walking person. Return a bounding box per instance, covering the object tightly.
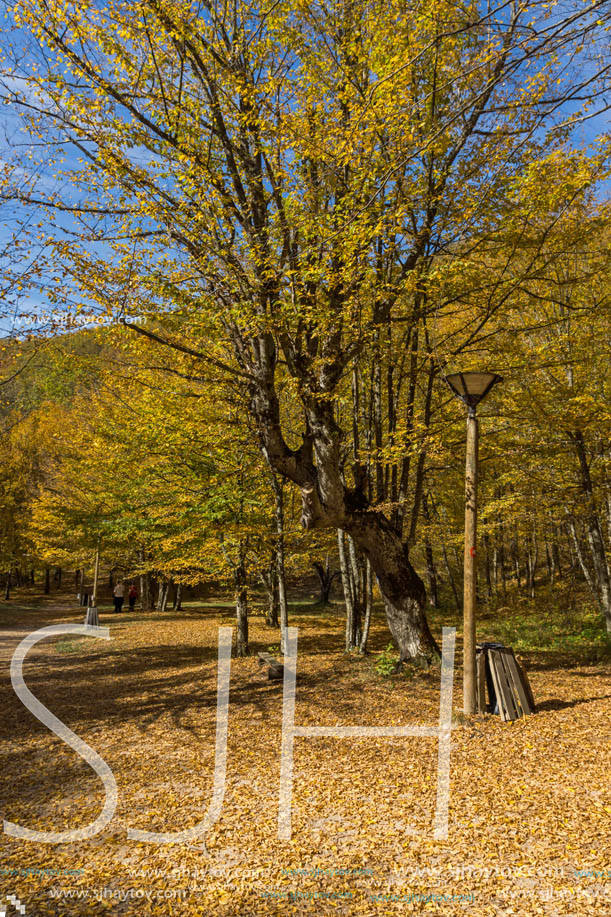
[128,583,138,611]
[113,581,125,614]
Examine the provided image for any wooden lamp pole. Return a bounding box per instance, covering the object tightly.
[445,372,503,716]
[463,407,478,715]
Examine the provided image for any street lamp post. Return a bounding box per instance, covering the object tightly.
[445,372,502,715]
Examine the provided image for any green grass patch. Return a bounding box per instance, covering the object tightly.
[428,582,611,664]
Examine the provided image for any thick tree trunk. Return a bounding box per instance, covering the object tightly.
[253,374,438,662]
[172,582,183,611]
[348,513,439,662]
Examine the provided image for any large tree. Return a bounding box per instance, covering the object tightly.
[5,0,611,659]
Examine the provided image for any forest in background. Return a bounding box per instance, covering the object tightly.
[2,209,610,658]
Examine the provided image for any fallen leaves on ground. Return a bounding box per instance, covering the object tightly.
[0,598,609,916]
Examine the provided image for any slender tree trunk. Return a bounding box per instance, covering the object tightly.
[269,473,289,653]
[139,549,154,612]
[338,529,356,651]
[427,488,460,612]
[529,531,538,598]
[496,506,507,599]
[441,540,461,612]
[339,529,365,651]
[313,557,336,604]
[262,565,279,627]
[499,542,507,599]
[44,566,50,595]
[551,525,563,580]
[347,533,363,649]
[483,533,493,603]
[566,520,579,572]
[424,534,439,608]
[570,431,611,632]
[235,555,249,657]
[157,581,169,613]
[511,531,522,589]
[545,538,554,583]
[421,492,438,608]
[492,543,499,595]
[269,571,280,627]
[4,571,10,601]
[359,558,373,654]
[566,516,594,586]
[173,583,182,611]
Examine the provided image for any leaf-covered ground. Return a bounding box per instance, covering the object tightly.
[0,593,609,916]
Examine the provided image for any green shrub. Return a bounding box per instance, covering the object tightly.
[375,642,398,676]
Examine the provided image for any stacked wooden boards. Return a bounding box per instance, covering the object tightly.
[476,643,536,721]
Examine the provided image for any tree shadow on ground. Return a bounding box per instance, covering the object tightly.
[521,649,611,671]
[534,694,611,712]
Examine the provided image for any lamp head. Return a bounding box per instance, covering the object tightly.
[445,371,503,413]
